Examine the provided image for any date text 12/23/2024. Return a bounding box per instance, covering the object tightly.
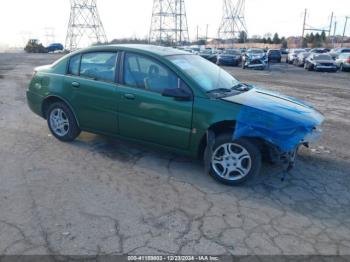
[128,256,219,261]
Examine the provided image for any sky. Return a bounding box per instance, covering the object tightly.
[0,0,349,48]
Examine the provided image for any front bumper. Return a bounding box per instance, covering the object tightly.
[217,58,240,65]
[315,65,337,71]
[245,61,267,69]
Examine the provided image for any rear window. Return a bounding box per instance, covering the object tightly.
[341,49,350,53]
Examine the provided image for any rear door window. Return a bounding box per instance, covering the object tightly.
[68,54,81,76]
[79,52,117,82]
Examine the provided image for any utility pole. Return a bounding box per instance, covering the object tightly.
[329,12,334,36]
[301,8,307,47]
[196,25,199,42]
[333,21,337,47]
[341,16,349,47]
[206,24,209,44]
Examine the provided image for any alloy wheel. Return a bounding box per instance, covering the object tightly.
[211,143,252,181]
[49,108,70,137]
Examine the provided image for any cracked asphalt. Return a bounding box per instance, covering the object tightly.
[0,53,350,256]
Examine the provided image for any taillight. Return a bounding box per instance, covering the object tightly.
[346,58,350,63]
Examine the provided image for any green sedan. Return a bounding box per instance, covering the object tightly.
[27,45,324,185]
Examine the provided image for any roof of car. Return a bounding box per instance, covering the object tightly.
[72,44,190,57]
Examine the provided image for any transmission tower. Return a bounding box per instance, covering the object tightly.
[218,0,248,41]
[149,0,189,45]
[65,0,108,51]
[44,27,56,46]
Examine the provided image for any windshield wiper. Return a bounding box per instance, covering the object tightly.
[206,88,232,94]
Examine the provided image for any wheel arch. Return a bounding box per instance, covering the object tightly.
[197,120,236,159]
[197,120,276,162]
[41,95,80,127]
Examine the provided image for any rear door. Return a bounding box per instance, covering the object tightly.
[117,52,193,149]
[64,52,119,134]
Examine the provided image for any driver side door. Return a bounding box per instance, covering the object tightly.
[117,52,193,150]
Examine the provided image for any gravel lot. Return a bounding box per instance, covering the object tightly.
[0,52,350,256]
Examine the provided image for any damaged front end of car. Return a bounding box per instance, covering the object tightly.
[243,53,268,69]
[223,88,325,171]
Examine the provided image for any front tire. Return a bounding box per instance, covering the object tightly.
[205,134,262,186]
[47,102,81,142]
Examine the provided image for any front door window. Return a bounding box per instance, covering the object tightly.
[123,53,178,93]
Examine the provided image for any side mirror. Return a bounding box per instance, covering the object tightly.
[162,88,192,101]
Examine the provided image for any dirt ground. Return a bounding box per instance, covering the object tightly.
[0,52,349,256]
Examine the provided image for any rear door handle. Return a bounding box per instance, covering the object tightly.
[71,82,80,88]
[124,93,135,100]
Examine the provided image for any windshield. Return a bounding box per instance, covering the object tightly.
[168,55,240,92]
[315,55,332,61]
[248,49,264,54]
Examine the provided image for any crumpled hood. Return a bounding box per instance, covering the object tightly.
[222,87,325,152]
[223,88,324,126]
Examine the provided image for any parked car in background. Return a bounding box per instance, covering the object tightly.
[191,47,201,54]
[286,49,305,64]
[294,52,311,67]
[267,49,282,63]
[304,53,337,72]
[26,44,324,185]
[329,48,350,60]
[242,48,267,70]
[280,48,288,55]
[199,49,217,63]
[240,48,247,54]
[46,43,64,53]
[310,48,328,54]
[216,49,242,66]
[335,53,350,71]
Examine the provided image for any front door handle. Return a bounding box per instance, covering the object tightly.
[71,82,80,88]
[124,93,135,100]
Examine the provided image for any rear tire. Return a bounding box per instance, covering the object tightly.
[47,102,81,142]
[205,134,262,186]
